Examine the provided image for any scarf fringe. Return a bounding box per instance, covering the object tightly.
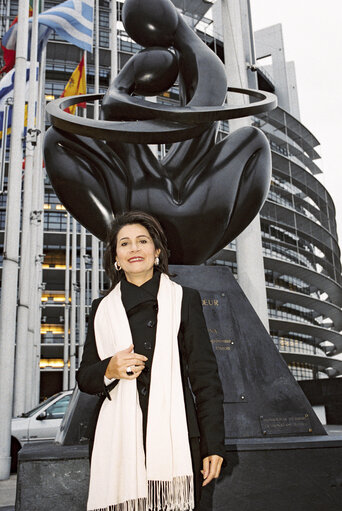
[88,498,147,511]
[148,475,194,511]
[89,476,194,511]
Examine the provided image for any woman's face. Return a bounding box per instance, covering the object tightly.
[115,223,160,285]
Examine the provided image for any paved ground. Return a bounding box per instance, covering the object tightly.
[1,424,342,509]
[0,474,16,510]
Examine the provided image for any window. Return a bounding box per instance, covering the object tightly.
[45,395,71,419]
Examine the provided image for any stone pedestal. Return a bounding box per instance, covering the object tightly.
[207,436,342,511]
[16,436,342,511]
[16,443,89,511]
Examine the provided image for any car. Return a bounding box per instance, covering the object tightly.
[10,390,72,472]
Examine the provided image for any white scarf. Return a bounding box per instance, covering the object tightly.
[87,273,194,511]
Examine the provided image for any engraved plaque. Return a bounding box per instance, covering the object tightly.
[260,414,313,436]
[200,290,247,403]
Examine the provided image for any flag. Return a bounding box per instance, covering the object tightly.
[0,64,38,148]
[0,0,94,75]
[0,1,44,75]
[60,56,86,115]
[39,0,94,53]
[0,3,33,74]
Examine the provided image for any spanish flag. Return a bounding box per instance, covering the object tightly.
[60,56,86,115]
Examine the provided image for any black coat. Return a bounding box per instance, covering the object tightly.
[77,271,225,506]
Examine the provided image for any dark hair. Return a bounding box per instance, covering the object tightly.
[103,211,170,291]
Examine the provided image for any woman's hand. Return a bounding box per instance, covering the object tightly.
[105,344,147,380]
[201,455,224,486]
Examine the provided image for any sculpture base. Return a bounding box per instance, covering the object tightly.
[16,437,342,510]
[205,436,342,511]
[16,443,89,511]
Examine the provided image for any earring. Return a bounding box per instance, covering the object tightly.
[155,256,160,266]
[114,261,121,271]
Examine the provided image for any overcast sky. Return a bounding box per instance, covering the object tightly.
[250,0,342,248]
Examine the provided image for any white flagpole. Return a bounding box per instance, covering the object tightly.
[94,0,99,121]
[91,0,99,301]
[79,51,87,363]
[26,4,47,409]
[0,101,11,192]
[33,46,47,408]
[110,0,117,82]
[14,0,40,417]
[63,213,71,390]
[79,224,86,362]
[0,0,30,480]
[32,0,46,406]
[70,216,77,388]
[5,0,10,31]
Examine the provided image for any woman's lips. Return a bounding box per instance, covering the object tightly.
[128,257,144,263]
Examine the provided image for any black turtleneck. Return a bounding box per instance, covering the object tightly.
[119,270,161,447]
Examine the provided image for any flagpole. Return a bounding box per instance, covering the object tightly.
[0,100,10,192]
[26,5,47,409]
[0,0,30,480]
[94,0,99,121]
[110,0,117,82]
[63,212,70,390]
[5,0,10,31]
[92,0,99,301]
[70,216,77,389]
[14,0,40,417]
[79,223,86,362]
[33,39,47,407]
[79,51,87,363]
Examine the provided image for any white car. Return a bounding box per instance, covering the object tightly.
[11,390,72,471]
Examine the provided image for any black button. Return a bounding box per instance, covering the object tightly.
[143,365,150,373]
[144,341,152,350]
[140,386,147,396]
[147,320,155,328]
[153,304,158,312]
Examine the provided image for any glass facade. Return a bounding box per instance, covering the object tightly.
[212,98,342,379]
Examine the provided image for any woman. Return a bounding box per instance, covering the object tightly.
[77,211,225,511]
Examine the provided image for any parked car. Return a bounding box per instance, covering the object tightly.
[11,390,72,472]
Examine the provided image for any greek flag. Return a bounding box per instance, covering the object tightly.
[39,0,94,53]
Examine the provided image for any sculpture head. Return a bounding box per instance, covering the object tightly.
[131,47,179,96]
[122,0,179,48]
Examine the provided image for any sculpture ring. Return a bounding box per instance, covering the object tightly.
[45,87,277,144]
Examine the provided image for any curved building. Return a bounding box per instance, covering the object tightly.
[210,20,342,380]
[212,104,342,380]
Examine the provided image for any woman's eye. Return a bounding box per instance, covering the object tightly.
[140,239,147,244]
[121,242,127,246]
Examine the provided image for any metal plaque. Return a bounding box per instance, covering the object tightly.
[260,414,313,436]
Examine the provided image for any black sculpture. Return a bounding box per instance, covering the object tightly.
[44,0,276,264]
